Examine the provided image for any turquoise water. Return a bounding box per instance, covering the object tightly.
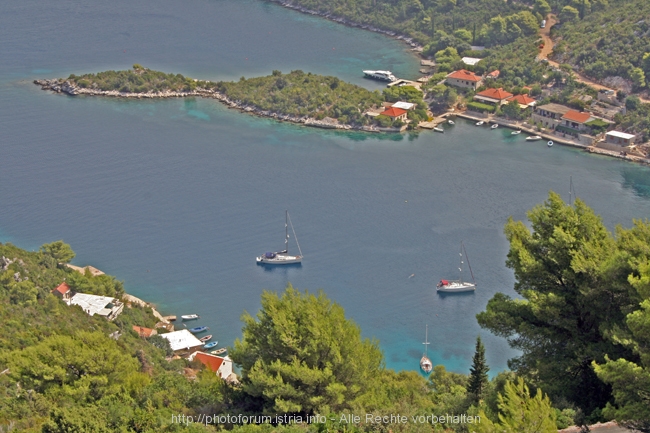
[2,0,650,375]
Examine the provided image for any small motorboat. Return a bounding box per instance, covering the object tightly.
[511,130,521,135]
[181,314,199,320]
[433,127,444,133]
[491,124,499,129]
[199,334,213,342]
[211,348,227,355]
[204,341,218,349]
[447,120,455,125]
[476,121,484,126]
[189,326,208,334]
[526,135,542,141]
[547,140,554,147]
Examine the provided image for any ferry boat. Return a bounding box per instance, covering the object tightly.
[363,70,397,82]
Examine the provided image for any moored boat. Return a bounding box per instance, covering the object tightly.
[526,135,542,141]
[420,324,433,374]
[476,121,484,126]
[433,127,444,133]
[547,140,554,147]
[447,120,455,125]
[491,123,498,129]
[511,130,521,135]
[199,334,213,342]
[181,314,199,320]
[189,326,208,334]
[211,348,228,355]
[204,341,218,349]
[256,211,303,265]
[436,241,476,293]
[362,70,397,82]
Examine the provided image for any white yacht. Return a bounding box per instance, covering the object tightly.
[526,135,543,141]
[363,70,397,82]
[437,242,476,293]
[256,211,303,265]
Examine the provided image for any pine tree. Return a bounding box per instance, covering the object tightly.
[467,336,489,403]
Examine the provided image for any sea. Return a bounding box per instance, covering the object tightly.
[2,0,650,375]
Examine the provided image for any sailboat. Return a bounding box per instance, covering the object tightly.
[436,242,476,293]
[256,210,303,265]
[420,324,433,374]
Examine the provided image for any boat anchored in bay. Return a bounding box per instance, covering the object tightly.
[256,210,303,265]
[436,242,476,293]
[420,324,433,374]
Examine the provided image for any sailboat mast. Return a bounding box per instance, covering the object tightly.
[423,324,430,356]
[463,242,476,283]
[459,242,464,281]
[285,210,289,253]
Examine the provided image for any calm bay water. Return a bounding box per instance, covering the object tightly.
[2,0,650,375]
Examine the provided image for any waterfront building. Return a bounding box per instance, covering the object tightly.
[532,103,572,129]
[510,94,537,109]
[561,110,594,132]
[445,70,483,90]
[191,352,234,380]
[473,88,514,106]
[160,329,204,356]
[605,131,636,147]
[379,107,408,121]
[67,292,124,321]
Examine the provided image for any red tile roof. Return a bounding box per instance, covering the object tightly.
[380,107,407,118]
[446,69,482,82]
[476,88,513,101]
[132,326,157,338]
[195,352,225,372]
[562,110,592,123]
[511,94,536,105]
[52,282,70,295]
[487,70,500,78]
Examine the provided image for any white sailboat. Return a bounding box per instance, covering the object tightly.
[420,324,433,374]
[436,242,476,293]
[256,211,303,265]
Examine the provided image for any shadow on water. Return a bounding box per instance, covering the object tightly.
[436,290,476,299]
[622,167,650,198]
[258,262,302,273]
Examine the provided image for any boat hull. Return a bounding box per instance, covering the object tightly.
[256,255,302,265]
[436,282,476,293]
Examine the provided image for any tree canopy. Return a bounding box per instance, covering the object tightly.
[230,285,383,416]
[477,191,650,421]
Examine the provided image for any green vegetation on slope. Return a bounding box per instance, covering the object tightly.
[215,70,383,125]
[553,0,650,91]
[1,240,581,432]
[68,64,215,93]
[477,192,650,428]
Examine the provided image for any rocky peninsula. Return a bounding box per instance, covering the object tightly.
[34,66,401,132]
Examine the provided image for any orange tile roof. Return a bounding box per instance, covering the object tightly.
[487,70,500,78]
[195,352,225,372]
[132,326,156,338]
[511,94,536,105]
[52,282,70,295]
[562,110,592,123]
[446,69,482,82]
[380,107,407,118]
[476,88,513,101]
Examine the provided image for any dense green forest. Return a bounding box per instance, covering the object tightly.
[215,70,383,125]
[553,0,650,91]
[3,192,650,432]
[68,65,213,93]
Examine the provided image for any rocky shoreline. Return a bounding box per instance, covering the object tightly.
[34,78,382,133]
[264,0,424,51]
